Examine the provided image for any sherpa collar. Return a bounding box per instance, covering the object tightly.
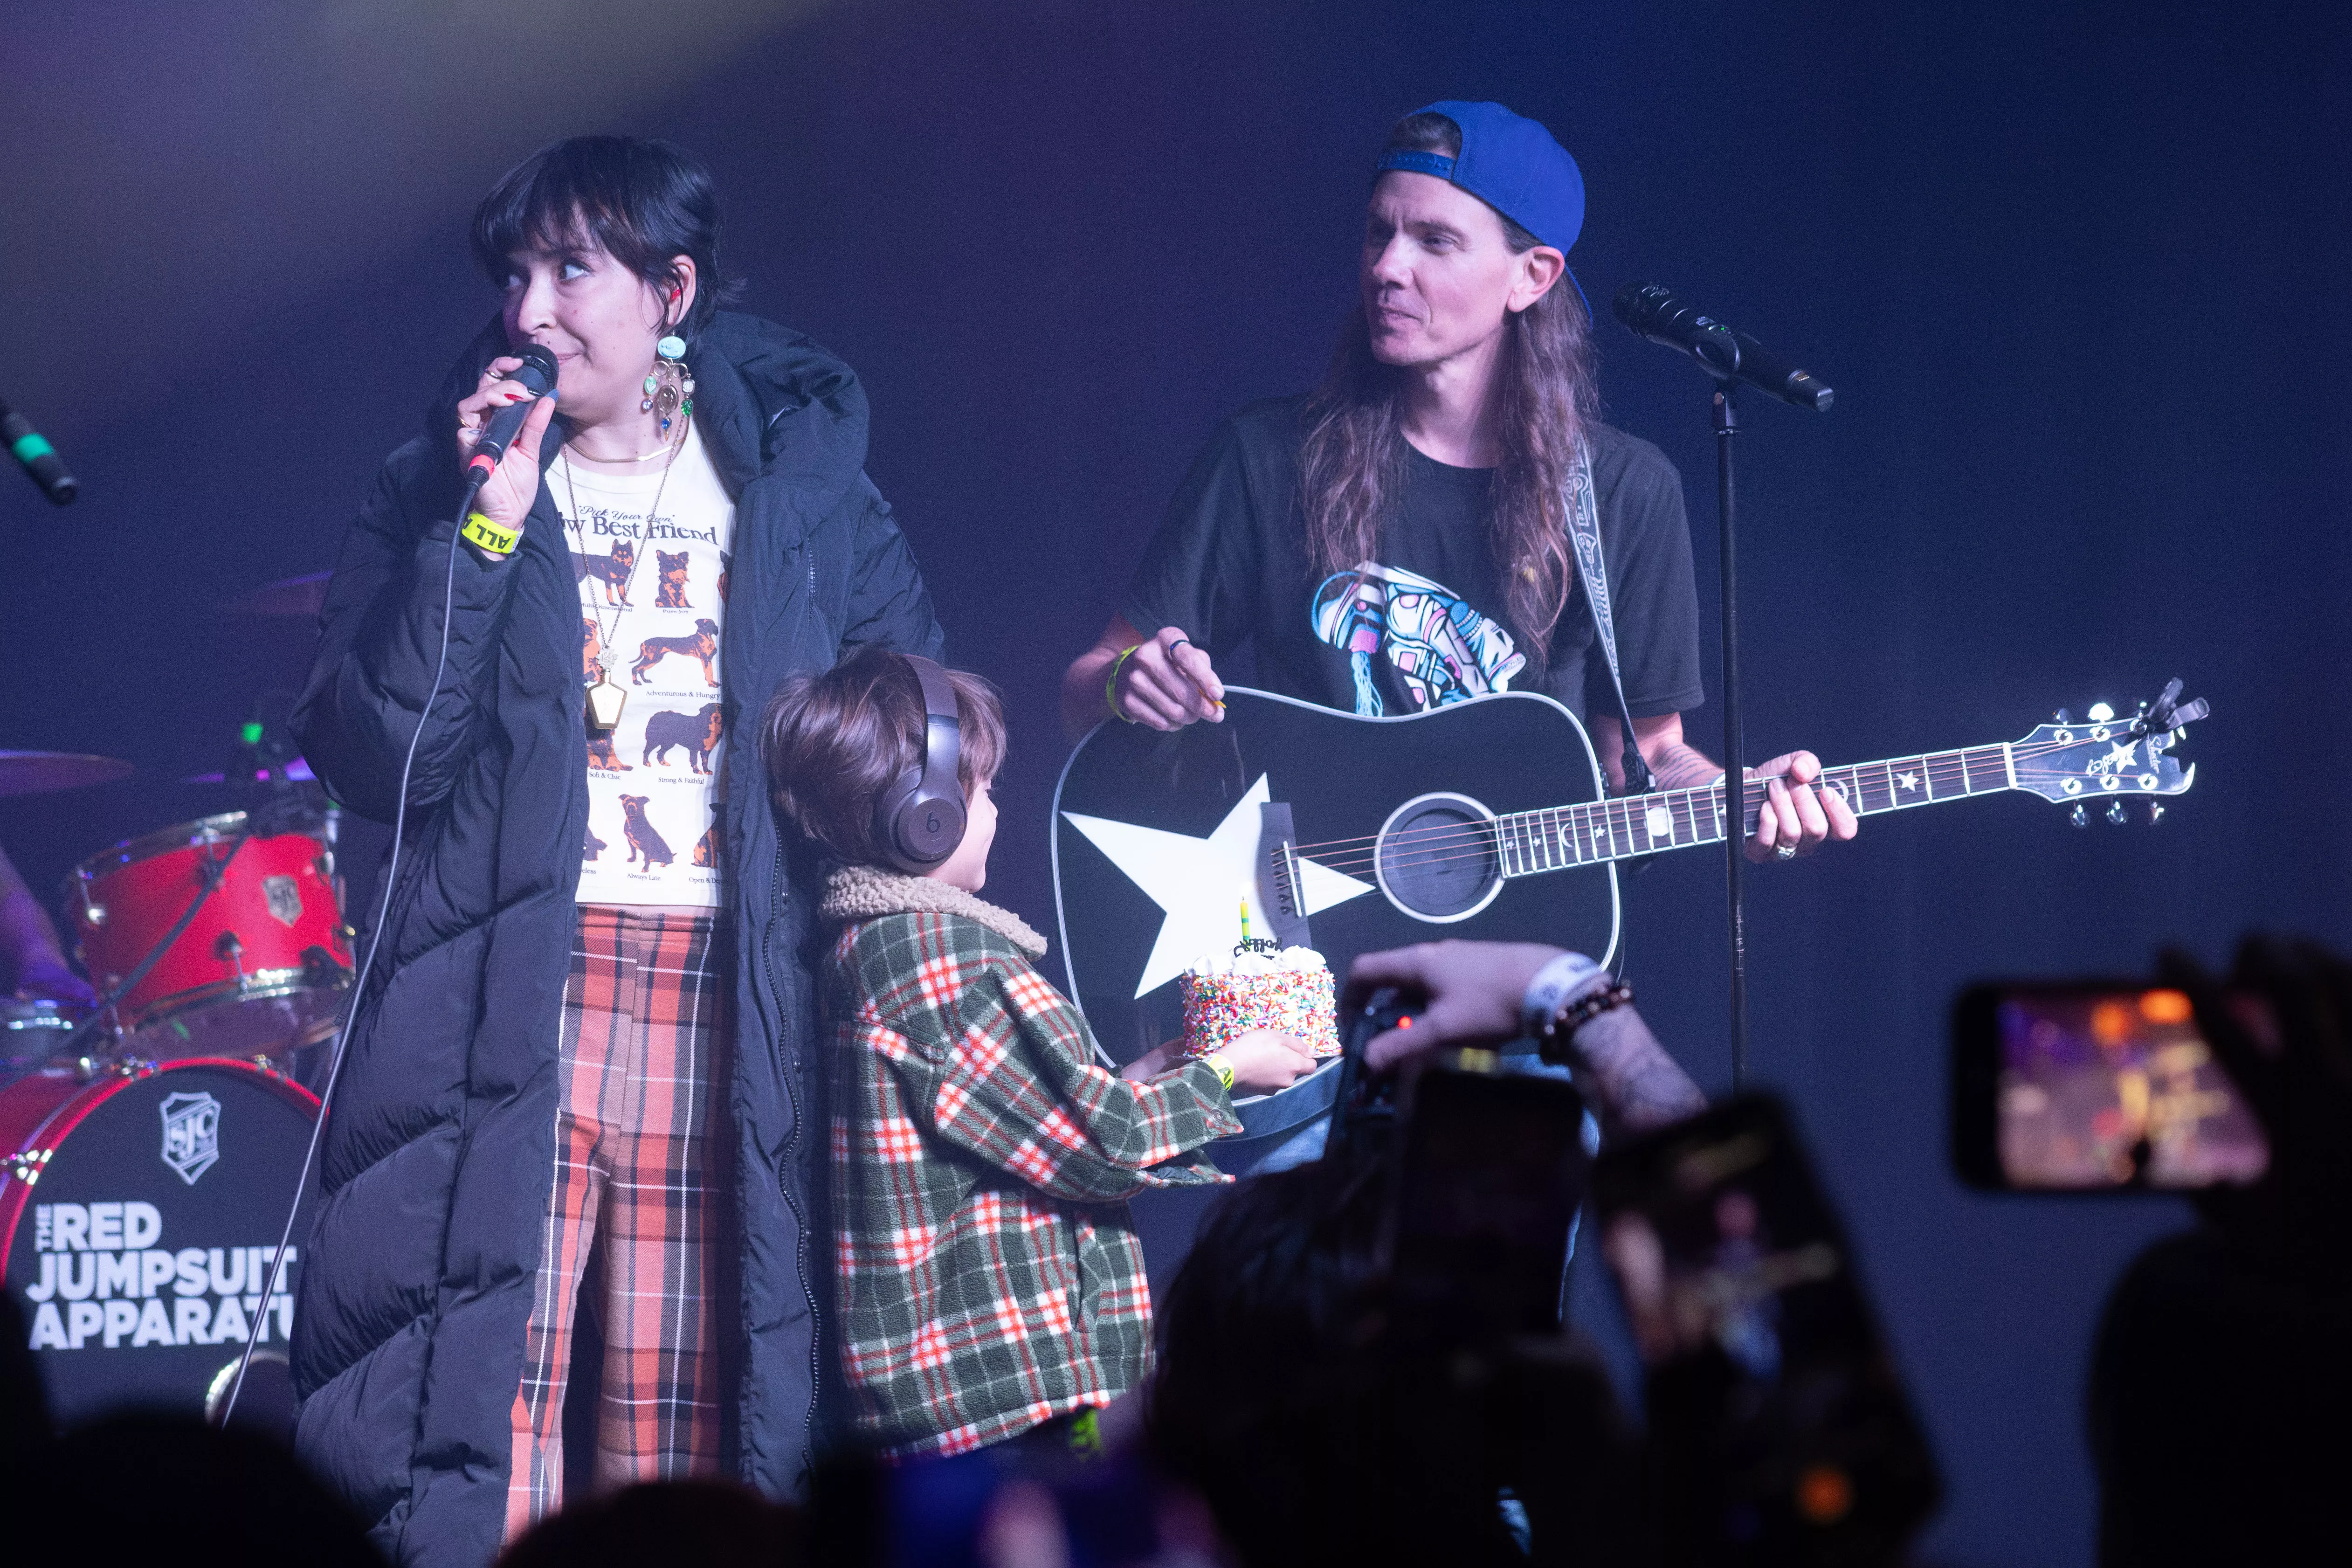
[821,864,1048,958]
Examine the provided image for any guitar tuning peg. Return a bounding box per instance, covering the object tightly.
[2087,702,2116,723]
[2053,707,2072,725]
[2106,801,2129,826]
[2069,803,2088,829]
[2147,802,2165,826]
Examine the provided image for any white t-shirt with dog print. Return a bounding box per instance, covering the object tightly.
[558,422,736,908]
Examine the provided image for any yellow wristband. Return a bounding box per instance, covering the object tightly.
[1104,644,1140,722]
[461,510,520,559]
[1203,1052,1235,1091]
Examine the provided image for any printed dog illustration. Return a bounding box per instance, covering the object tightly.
[572,539,637,605]
[631,619,719,686]
[581,617,603,679]
[691,804,724,867]
[584,822,607,862]
[655,550,690,609]
[586,729,631,771]
[617,795,674,869]
[717,551,731,602]
[644,703,725,774]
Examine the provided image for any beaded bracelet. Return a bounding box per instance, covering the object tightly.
[1104,644,1141,722]
[1535,982,1636,1066]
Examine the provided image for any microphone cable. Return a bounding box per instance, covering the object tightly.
[218,469,487,1427]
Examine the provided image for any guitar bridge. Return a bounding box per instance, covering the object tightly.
[1258,801,1312,949]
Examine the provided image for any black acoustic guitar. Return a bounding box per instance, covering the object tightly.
[1050,681,2203,1070]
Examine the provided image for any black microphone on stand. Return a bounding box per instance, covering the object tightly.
[1612,284,1834,413]
[1,394,80,504]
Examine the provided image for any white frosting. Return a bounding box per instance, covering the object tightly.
[1185,944,1329,980]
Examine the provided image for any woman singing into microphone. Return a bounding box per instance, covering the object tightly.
[291,135,943,1564]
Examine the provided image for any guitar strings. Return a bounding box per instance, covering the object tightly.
[1278,734,2157,861]
[1280,737,2172,876]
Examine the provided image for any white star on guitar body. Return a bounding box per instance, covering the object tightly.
[1061,774,1373,998]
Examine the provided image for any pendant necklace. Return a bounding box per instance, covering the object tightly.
[563,416,685,733]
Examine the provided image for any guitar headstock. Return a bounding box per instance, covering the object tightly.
[2009,680,2205,821]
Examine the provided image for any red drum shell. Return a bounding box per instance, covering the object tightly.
[67,814,351,1059]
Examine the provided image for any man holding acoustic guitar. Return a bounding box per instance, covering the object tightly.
[1060,100,1855,866]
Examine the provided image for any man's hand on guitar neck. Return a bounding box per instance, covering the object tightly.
[1062,616,1225,740]
[1593,711,1860,863]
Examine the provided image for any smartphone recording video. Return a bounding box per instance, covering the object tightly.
[1385,1063,1590,1342]
[1592,1096,1941,1562]
[1952,983,2269,1191]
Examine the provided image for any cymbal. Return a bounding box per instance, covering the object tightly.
[180,757,317,785]
[0,752,134,798]
[223,570,331,618]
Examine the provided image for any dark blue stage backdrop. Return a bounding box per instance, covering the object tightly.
[4,2,2345,1559]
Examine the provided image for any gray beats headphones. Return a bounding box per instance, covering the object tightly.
[873,652,966,873]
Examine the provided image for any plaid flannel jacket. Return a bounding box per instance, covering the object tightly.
[820,868,1241,1457]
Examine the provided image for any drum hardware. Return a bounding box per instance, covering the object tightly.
[0,834,249,1097]
[204,1349,291,1425]
[2,1058,144,1182]
[0,997,85,1074]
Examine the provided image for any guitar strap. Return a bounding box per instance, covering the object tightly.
[1563,443,1655,794]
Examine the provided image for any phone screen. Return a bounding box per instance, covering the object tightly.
[1990,988,2268,1189]
[1386,1065,1589,1340]
[1593,1097,1940,1559]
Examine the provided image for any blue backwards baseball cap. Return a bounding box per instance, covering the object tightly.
[1375,100,1589,318]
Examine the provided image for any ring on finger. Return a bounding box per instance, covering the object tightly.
[1775,844,1798,862]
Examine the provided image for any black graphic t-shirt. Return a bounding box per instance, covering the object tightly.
[1120,397,1704,725]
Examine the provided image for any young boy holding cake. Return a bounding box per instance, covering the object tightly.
[760,646,1317,1458]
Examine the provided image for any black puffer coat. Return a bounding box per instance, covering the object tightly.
[289,311,943,1567]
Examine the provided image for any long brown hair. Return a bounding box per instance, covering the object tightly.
[1296,112,1599,662]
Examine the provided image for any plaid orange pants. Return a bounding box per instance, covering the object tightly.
[504,907,732,1540]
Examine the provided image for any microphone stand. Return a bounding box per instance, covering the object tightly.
[1661,332,1755,1090]
[1711,380,1748,1092]
[1614,285,1832,1094]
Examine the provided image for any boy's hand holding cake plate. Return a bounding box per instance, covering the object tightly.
[1122,1028,1318,1092]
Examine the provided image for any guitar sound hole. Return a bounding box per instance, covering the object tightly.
[1376,798,1501,921]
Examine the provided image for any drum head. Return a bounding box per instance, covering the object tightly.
[2,1061,320,1426]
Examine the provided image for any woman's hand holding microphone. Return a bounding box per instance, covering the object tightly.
[454,353,559,558]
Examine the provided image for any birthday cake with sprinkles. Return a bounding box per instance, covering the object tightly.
[1179,945,1342,1063]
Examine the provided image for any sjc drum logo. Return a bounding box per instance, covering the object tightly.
[159,1092,221,1185]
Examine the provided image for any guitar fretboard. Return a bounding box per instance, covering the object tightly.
[1491,744,2015,875]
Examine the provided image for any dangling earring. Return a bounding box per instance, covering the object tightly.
[642,333,696,436]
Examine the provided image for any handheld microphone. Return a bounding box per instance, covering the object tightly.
[1612,284,1834,413]
[1,395,80,504]
[463,345,560,481]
